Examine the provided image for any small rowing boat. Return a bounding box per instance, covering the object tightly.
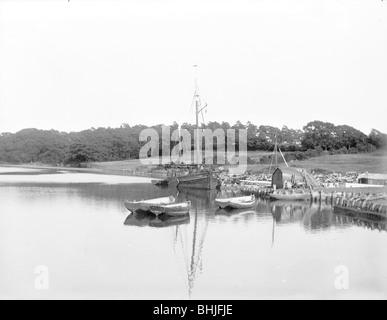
[149,201,192,217]
[215,195,256,209]
[124,196,175,213]
[270,190,310,201]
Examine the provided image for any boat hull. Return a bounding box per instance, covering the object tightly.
[176,173,218,190]
[149,201,192,217]
[228,199,256,209]
[124,196,176,213]
[215,195,256,209]
[215,195,255,209]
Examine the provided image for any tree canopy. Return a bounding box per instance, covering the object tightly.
[0,121,385,165]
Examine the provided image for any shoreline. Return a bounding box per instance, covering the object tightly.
[0,164,160,184]
[0,163,163,178]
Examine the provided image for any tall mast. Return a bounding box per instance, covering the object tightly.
[274,135,279,169]
[194,65,200,166]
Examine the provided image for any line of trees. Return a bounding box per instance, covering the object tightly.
[0,121,386,165]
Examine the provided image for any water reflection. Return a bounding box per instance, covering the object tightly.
[2,171,386,299]
[270,200,387,237]
[271,201,336,229]
[123,189,387,298]
[124,211,190,228]
[334,214,387,233]
[124,188,216,298]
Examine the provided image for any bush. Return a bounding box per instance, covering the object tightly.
[315,146,324,155]
[348,147,359,154]
[337,147,348,155]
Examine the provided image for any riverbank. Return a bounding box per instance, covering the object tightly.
[0,164,158,184]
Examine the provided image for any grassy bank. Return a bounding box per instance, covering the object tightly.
[2,151,386,176]
[247,151,387,174]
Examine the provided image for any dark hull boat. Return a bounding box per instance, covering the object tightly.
[176,172,218,190]
[167,66,219,191]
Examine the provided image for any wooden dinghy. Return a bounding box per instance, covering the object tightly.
[215,195,256,209]
[149,201,192,217]
[270,190,310,201]
[124,196,175,213]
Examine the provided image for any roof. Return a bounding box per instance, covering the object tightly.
[358,173,387,181]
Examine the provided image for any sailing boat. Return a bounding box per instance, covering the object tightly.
[171,67,218,190]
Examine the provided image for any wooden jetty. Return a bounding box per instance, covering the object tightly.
[333,193,387,221]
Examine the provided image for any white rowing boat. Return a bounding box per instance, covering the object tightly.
[149,201,192,217]
[124,196,175,213]
[215,195,256,209]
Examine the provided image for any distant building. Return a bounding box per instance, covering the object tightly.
[357,173,387,186]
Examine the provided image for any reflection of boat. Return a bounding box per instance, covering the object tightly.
[173,195,212,298]
[215,195,255,209]
[124,196,175,213]
[151,179,169,187]
[270,190,310,201]
[124,211,190,228]
[216,208,255,217]
[149,201,192,217]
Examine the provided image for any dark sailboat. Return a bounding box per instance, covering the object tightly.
[171,66,219,190]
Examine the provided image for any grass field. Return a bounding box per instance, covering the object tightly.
[246,151,387,174]
[284,152,387,174]
[87,151,387,175]
[3,151,386,176]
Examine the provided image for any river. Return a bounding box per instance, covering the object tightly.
[0,168,386,299]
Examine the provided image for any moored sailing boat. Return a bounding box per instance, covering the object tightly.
[176,171,218,190]
[171,66,219,190]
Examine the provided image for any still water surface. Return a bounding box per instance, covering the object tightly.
[0,169,386,299]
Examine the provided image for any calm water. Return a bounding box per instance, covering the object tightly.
[0,169,387,300]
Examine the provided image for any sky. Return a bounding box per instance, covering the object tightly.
[0,0,386,134]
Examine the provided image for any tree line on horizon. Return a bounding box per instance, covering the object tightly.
[0,120,386,166]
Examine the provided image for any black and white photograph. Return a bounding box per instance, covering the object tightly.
[0,0,386,303]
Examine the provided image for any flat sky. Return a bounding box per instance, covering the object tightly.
[0,0,386,134]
